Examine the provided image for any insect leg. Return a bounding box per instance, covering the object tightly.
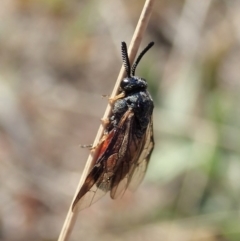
[101,117,110,126]
[109,92,125,104]
[80,144,93,148]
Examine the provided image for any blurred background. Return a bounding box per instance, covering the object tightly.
[1,0,240,240]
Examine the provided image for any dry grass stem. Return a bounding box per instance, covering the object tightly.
[57,0,155,240]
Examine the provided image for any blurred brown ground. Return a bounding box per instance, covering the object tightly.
[0,0,240,240]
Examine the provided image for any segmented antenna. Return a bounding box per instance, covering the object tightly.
[121,42,131,77]
[131,42,154,76]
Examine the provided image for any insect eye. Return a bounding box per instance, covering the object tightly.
[120,78,130,89]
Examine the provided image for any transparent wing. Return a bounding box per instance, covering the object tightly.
[110,161,130,199]
[73,183,108,211]
[72,112,154,211]
[72,163,109,211]
[110,111,142,199]
[128,117,154,191]
[72,110,134,211]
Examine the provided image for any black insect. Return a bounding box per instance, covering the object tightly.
[72,41,154,211]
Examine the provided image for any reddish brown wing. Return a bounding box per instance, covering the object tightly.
[72,109,141,211]
[72,110,154,211]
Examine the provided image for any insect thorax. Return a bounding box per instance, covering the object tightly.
[109,90,153,137]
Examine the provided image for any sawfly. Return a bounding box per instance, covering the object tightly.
[73,41,154,211]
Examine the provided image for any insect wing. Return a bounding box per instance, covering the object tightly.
[110,113,153,199]
[128,117,154,191]
[72,131,115,211]
[107,111,137,199]
[72,110,154,211]
[110,110,148,199]
[72,110,135,211]
[73,183,107,211]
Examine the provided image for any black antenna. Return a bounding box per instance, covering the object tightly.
[131,42,154,76]
[121,42,131,78]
